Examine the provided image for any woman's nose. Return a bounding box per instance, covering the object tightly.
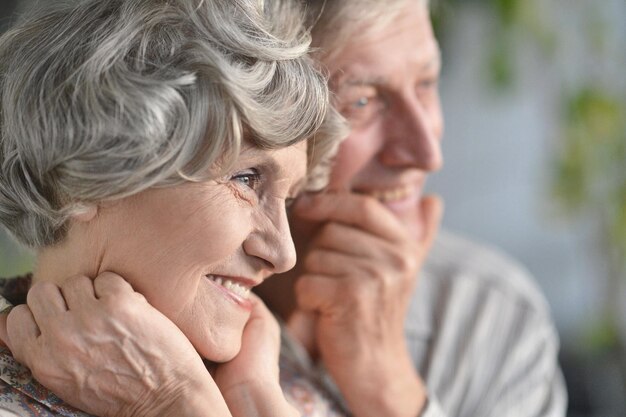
[243,204,297,274]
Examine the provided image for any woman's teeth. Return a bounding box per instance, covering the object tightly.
[369,185,413,202]
[207,275,251,299]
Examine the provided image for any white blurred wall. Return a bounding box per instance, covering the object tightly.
[428,0,626,342]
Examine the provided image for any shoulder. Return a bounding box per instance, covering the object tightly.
[422,230,550,316]
[0,348,93,417]
[407,230,559,361]
[408,232,565,413]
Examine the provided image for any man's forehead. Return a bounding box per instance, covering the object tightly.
[332,49,441,90]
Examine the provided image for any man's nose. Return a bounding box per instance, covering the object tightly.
[243,205,297,274]
[378,95,443,172]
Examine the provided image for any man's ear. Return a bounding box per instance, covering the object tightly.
[71,204,98,223]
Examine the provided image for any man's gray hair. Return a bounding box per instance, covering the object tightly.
[0,0,345,248]
[303,0,429,61]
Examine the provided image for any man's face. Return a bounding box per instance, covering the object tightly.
[325,2,443,239]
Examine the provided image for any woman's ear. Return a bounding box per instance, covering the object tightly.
[71,204,98,223]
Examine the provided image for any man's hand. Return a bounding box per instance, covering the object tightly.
[291,192,442,417]
[1,272,230,417]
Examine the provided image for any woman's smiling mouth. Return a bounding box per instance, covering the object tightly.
[206,274,253,302]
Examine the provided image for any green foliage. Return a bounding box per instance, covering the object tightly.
[432,0,553,90]
[488,34,515,89]
[553,89,626,218]
[489,0,522,26]
[434,0,626,354]
[0,232,34,277]
[585,318,622,353]
[434,0,626,281]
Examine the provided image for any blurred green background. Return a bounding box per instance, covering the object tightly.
[1,0,625,415]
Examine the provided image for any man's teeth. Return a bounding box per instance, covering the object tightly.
[207,275,251,299]
[369,186,412,203]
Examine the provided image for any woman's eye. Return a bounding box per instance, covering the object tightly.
[231,169,261,190]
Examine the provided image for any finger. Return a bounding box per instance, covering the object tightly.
[304,248,370,277]
[93,271,135,299]
[246,294,279,332]
[26,281,68,321]
[294,192,404,242]
[311,221,395,260]
[294,274,343,313]
[240,294,280,354]
[418,195,443,253]
[6,305,40,364]
[60,275,97,310]
[247,293,273,321]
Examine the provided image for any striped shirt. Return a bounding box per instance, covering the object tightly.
[279,231,567,417]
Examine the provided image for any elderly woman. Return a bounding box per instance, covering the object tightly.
[0,0,343,415]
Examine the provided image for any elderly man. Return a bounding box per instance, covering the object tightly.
[0,0,565,416]
[255,1,566,416]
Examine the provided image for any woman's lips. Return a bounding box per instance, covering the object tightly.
[206,274,254,310]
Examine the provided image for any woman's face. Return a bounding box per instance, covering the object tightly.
[94,141,307,362]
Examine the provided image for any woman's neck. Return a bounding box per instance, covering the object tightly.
[33,226,102,285]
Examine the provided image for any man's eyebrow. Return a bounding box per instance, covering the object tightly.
[343,76,388,87]
[338,54,442,89]
[422,46,442,71]
[421,53,442,72]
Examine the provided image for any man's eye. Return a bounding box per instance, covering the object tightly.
[418,77,439,91]
[353,96,370,108]
[340,94,386,128]
[231,170,261,190]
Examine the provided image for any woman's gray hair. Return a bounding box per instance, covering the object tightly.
[0,0,345,248]
[303,0,429,62]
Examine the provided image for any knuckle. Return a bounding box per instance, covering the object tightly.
[113,291,143,314]
[100,291,123,310]
[361,262,386,282]
[97,271,127,288]
[294,275,317,297]
[294,278,312,304]
[316,222,340,242]
[63,274,91,289]
[303,251,322,272]
[7,305,31,334]
[7,304,28,321]
[358,198,380,222]
[27,281,57,303]
[294,276,307,295]
[359,263,396,296]
[390,250,417,274]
